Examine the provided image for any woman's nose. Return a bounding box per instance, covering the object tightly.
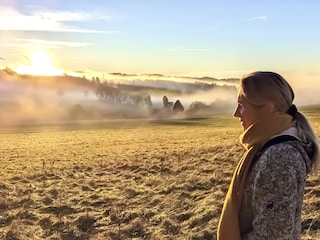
[233,106,240,118]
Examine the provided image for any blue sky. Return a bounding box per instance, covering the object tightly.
[1,0,320,85]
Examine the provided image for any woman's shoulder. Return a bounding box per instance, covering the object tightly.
[257,140,311,172]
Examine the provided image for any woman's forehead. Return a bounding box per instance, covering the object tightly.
[237,95,254,106]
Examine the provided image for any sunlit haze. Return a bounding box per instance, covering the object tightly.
[15,52,63,76]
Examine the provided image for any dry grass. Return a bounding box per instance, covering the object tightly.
[0,115,319,239]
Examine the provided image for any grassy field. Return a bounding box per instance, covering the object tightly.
[0,111,320,239]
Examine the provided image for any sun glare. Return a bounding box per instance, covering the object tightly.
[15,52,63,76]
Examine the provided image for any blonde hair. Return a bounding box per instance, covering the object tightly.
[240,71,320,170]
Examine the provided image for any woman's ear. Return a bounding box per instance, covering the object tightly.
[265,102,276,113]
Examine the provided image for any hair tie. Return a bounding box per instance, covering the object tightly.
[287,104,297,117]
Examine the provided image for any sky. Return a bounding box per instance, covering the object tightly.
[1,0,320,94]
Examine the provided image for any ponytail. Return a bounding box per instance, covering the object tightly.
[294,111,320,170]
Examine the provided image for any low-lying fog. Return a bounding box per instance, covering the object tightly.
[0,71,238,125]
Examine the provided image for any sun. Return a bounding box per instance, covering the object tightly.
[15,52,63,76]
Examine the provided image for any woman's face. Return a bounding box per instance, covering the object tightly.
[233,95,265,130]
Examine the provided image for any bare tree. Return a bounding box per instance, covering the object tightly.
[163,96,173,109]
[173,100,184,112]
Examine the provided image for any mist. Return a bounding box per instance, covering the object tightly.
[0,69,241,126]
[284,72,320,107]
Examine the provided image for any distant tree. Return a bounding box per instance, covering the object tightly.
[130,95,143,106]
[187,101,209,115]
[163,96,173,109]
[144,95,152,108]
[189,101,207,110]
[95,84,120,103]
[173,100,184,112]
[163,96,168,105]
[95,86,103,99]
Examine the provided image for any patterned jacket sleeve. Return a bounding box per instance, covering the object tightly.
[243,144,307,240]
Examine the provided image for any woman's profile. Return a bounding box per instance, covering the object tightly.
[217,71,319,240]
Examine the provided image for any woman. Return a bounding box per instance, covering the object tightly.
[217,71,319,240]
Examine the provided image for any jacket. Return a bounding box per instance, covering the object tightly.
[239,136,313,240]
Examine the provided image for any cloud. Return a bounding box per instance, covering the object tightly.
[0,7,113,33]
[169,47,211,52]
[246,16,268,21]
[7,38,93,49]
